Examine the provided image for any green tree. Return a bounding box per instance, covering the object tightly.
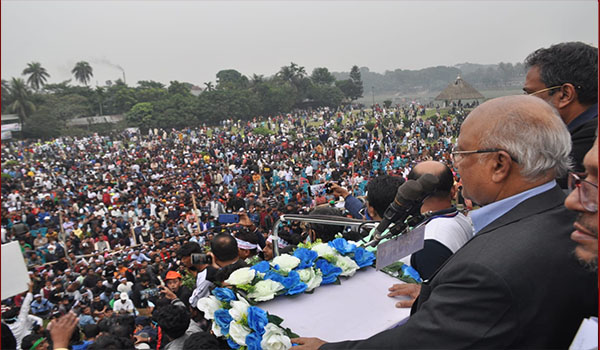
[203,82,214,92]
[1,79,11,114]
[307,84,344,108]
[311,67,335,86]
[216,70,249,90]
[126,102,154,128]
[22,62,50,91]
[168,81,192,96]
[349,65,364,100]
[8,78,36,129]
[71,61,93,86]
[137,80,165,89]
[383,100,392,108]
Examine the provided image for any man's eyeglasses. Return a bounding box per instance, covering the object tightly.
[568,172,598,213]
[523,85,562,96]
[451,148,519,164]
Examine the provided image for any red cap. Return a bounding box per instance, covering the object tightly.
[165,271,182,280]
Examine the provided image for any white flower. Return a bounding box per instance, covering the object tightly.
[228,296,250,322]
[211,320,222,337]
[335,255,359,277]
[260,323,293,350]
[271,254,300,273]
[311,243,336,258]
[248,280,284,302]
[196,296,221,320]
[225,267,256,286]
[229,321,251,346]
[297,268,323,292]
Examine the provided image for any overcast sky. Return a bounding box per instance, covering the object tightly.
[2,1,597,87]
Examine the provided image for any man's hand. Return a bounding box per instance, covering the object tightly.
[28,281,34,293]
[292,337,328,350]
[329,183,349,199]
[159,285,177,300]
[388,283,421,308]
[49,312,79,348]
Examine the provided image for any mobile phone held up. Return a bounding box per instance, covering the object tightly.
[218,213,240,224]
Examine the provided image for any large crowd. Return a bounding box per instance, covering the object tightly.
[1,103,469,349]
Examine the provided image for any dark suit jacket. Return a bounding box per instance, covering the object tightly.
[322,185,597,349]
[558,106,598,188]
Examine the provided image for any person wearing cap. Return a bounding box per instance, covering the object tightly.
[30,293,54,319]
[158,270,192,308]
[112,292,135,315]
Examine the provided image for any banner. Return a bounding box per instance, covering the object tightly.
[1,123,21,132]
[1,241,30,299]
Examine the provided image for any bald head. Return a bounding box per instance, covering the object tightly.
[408,161,454,199]
[461,95,571,181]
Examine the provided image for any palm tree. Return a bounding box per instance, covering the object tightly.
[203,82,214,92]
[8,78,36,130]
[71,61,93,86]
[22,62,50,91]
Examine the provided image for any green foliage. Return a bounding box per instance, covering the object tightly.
[167,81,192,96]
[364,121,376,132]
[307,84,344,108]
[126,102,154,127]
[383,100,392,108]
[71,61,93,86]
[216,69,249,90]
[135,158,149,164]
[4,160,19,166]
[311,67,336,86]
[22,62,50,91]
[349,65,364,99]
[252,127,274,136]
[1,173,12,181]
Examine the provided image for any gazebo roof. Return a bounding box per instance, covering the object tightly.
[435,76,484,100]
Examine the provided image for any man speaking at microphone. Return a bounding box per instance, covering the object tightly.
[293,95,597,349]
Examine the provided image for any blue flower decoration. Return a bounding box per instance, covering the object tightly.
[281,270,301,290]
[214,309,233,335]
[227,337,241,349]
[247,306,268,334]
[250,260,271,273]
[328,238,357,255]
[264,270,285,284]
[316,259,342,285]
[293,248,318,269]
[246,332,262,350]
[353,247,376,268]
[401,264,423,283]
[212,287,237,303]
[286,281,308,295]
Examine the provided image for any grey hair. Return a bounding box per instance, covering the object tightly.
[478,103,572,181]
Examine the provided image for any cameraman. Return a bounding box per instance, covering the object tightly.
[209,233,249,283]
[178,242,215,308]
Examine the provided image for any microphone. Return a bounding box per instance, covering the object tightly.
[371,173,439,244]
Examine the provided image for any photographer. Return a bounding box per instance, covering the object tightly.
[177,242,215,308]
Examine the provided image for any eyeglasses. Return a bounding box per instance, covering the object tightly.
[524,85,562,96]
[451,148,519,164]
[567,172,598,213]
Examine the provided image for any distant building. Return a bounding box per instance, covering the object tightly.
[67,115,124,127]
[1,114,21,140]
[435,76,485,106]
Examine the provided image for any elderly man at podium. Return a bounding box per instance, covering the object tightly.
[293,96,598,349]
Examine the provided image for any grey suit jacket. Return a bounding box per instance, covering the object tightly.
[322,185,597,349]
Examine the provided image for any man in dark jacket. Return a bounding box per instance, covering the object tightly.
[524,41,598,188]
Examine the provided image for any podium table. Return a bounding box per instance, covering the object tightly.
[260,267,412,342]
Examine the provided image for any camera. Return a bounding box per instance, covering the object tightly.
[191,253,212,265]
[140,287,160,299]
